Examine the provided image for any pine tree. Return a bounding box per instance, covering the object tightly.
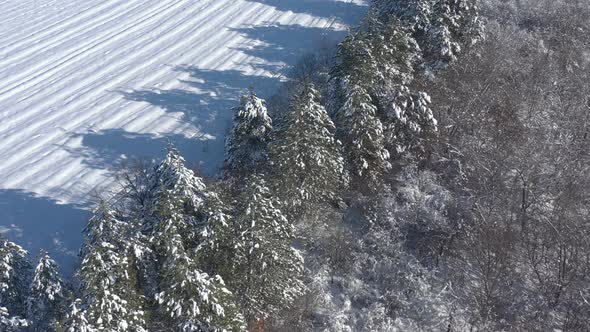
[153,144,207,212]
[66,203,147,332]
[59,299,94,332]
[0,306,29,331]
[148,143,209,270]
[153,192,244,332]
[370,0,483,70]
[362,13,420,93]
[231,175,305,323]
[363,1,483,154]
[224,90,273,179]
[94,146,244,331]
[371,0,432,32]
[135,145,243,330]
[331,31,390,184]
[26,251,67,331]
[195,186,236,279]
[335,76,391,185]
[428,0,483,69]
[382,87,437,155]
[270,82,345,212]
[371,18,438,155]
[0,237,32,325]
[332,10,436,171]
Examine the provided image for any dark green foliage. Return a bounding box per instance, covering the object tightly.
[68,203,147,332]
[0,237,31,329]
[26,251,68,331]
[371,0,483,70]
[0,237,31,315]
[230,175,305,323]
[270,82,345,212]
[224,91,273,180]
[153,193,244,332]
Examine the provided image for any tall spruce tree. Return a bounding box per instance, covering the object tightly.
[432,0,483,66]
[270,82,345,212]
[224,90,273,179]
[334,1,482,159]
[332,12,437,166]
[135,145,244,331]
[361,15,438,154]
[0,236,31,328]
[370,0,483,70]
[153,192,244,332]
[26,251,67,331]
[194,186,236,280]
[0,306,29,331]
[231,175,304,323]
[332,31,391,185]
[60,299,93,332]
[153,144,207,212]
[366,0,482,154]
[133,144,209,294]
[66,203,147,332]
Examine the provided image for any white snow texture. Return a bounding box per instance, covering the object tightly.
[0,0,366,273]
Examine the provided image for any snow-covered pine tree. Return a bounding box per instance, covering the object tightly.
[428,0,483,69]
[371,0,432,32]
[153,192,244,332]
[194,185,236,280]
[118,144,208,257]
[118,143,207,223]
[113,143,243,331]
[365,1,485,154]
[331,10,438,168]
[361,13,420,91]
[0,236,31,328]
[383,87,437,155]
[358,14,437,155]
[67,203,147,332]
[335,79,391,185]
[152,143,207,212]
[148,143,209,268]
[231,175,304,323]
[0,306,29,332]
[224,90,273,180]
[370,0,483,71]
[331,32,391,186]
[128,145,210,294]
[270,82,345,212]
[59,299,94,332]
[26,251,67,331]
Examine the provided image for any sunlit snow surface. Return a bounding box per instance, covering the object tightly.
[0,0,366,273]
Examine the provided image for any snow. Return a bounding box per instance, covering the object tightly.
[0,0,367,273]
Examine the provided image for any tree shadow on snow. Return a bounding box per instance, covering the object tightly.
[56,70,284,269]
[175,66,280,102]
[121,67,279,124]
[0,189,91,277]
[97,18,362,176]
[109,68,281,175]
[0,3,368,278]
[229,23,348,74]
[65,129,216,176]
[244,0,367,25]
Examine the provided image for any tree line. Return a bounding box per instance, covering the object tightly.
[2,0,590,331]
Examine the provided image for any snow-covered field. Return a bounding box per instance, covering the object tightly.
[0,0,365,272]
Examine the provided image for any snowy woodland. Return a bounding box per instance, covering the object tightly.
[2,0,590,331]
